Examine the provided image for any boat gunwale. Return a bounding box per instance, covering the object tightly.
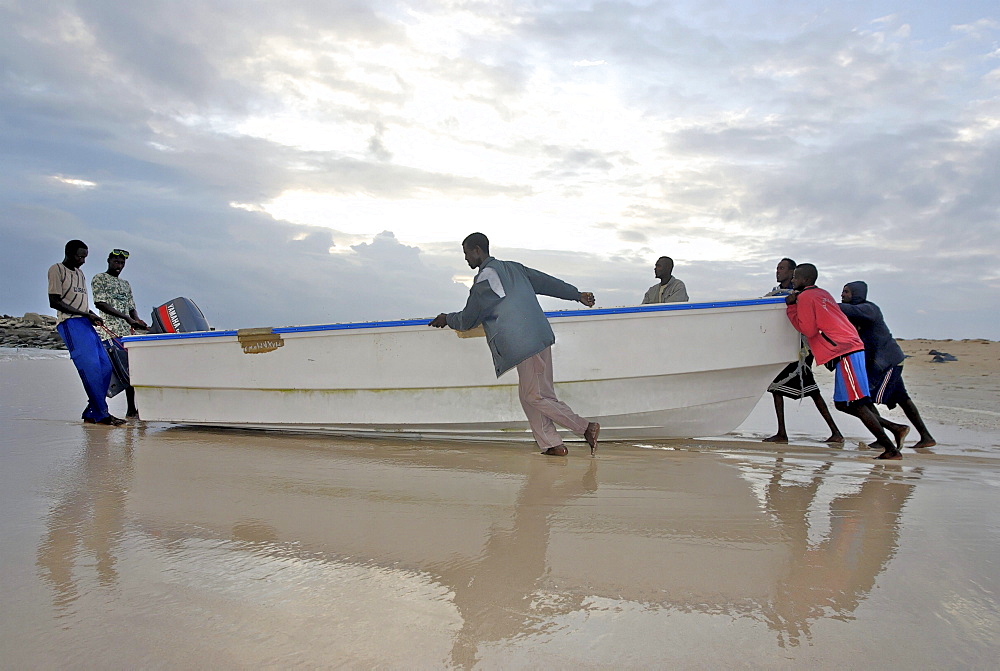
[123,297,787,343]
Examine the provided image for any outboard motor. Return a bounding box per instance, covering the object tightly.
[149,297,211,334]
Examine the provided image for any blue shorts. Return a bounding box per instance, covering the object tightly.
[870,365,909,409]
[833,351,870,403]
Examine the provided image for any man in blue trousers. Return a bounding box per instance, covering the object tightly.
[47,240,125,425]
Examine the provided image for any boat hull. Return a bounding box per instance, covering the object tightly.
[125,299,799,441]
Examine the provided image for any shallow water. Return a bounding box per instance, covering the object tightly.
[2,356,999,668]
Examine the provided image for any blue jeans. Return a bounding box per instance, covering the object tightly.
[57,317,112,421]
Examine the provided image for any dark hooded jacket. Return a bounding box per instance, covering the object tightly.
[838,281,905,374]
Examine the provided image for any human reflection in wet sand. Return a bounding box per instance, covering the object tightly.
[36,423,138,612]
[428,456,598,669]
[759,459,920,646]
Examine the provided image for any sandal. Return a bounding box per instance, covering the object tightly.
[585,422,600,456]
[96,415,127,426]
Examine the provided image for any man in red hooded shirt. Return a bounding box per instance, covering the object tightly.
[784,264,900,459]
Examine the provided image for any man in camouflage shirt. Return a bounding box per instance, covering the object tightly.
[92,249,148,417]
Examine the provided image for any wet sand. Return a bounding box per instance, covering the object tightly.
[2,345,999,668]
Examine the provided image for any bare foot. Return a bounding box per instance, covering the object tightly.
[866,439,896,452]
[889,425,910,450]
[912,438,936,448]
[542,445,568,456]
[825,434,845,444]
[763,434,789,443]
[875,449,903,460]
[585,422,600,456]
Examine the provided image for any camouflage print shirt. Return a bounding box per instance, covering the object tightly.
[91,272,137,339]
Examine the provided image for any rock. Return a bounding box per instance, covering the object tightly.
[0,311,66,350]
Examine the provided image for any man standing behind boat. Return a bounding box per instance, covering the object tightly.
[641,256,688,303]
[93,249,148,418]
[429,233,601,456]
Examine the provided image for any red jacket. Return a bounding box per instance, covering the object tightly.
[786,286,864,365]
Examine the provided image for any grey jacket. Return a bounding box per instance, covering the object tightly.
[445,257,581,377]
[642,276,688,304]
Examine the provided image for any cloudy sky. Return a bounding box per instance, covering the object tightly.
[2,0,998,338]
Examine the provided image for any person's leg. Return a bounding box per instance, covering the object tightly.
[837,400,897,454]
[763,393,788,442]
[89,332,114,421]
[532,348,590,433]
[834,400,857,416]
[807,390,844,443]
[533,347,599,453]
[899,398,936,447]
[833,353,897,457]
[117,348,138,417]
[882,369,934,448]
[57,318,116,423]
[871,405,910,450]
[869,367,912,449]
[856,403,900,458]
[516,353,562,452]
[517,348,596,455]
[125,386,138,418]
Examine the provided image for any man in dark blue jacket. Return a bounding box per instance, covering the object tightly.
[839,282,936,449]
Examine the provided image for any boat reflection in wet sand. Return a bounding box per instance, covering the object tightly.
[114,433,917,666]
[125,298,798,441]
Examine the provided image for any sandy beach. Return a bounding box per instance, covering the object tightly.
[2,341,998,668]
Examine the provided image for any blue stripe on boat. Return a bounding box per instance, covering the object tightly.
[123,297,786,342]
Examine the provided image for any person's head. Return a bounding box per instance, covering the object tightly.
[462,232,490,269]
[654,256,674,281]
[791,263,817,290]
[106,249,130,277]
[63,240,88,269]
[776,257,796,284]
[841,281,868,304]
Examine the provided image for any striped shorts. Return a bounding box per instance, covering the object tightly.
[870,365,910,409]
[832,351,870,403]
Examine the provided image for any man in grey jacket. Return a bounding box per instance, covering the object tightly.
[641,256,689,304]
[430,232,601,456]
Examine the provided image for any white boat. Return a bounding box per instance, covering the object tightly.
[125,298,799,441]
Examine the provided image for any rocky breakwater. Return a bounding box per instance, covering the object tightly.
[1,313,66,350]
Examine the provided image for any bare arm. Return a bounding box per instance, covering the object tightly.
[94,301,148,330]
[49,294,103,326]
[129,308,148,330]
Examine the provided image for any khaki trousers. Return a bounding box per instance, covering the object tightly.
[515,347,589,449]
